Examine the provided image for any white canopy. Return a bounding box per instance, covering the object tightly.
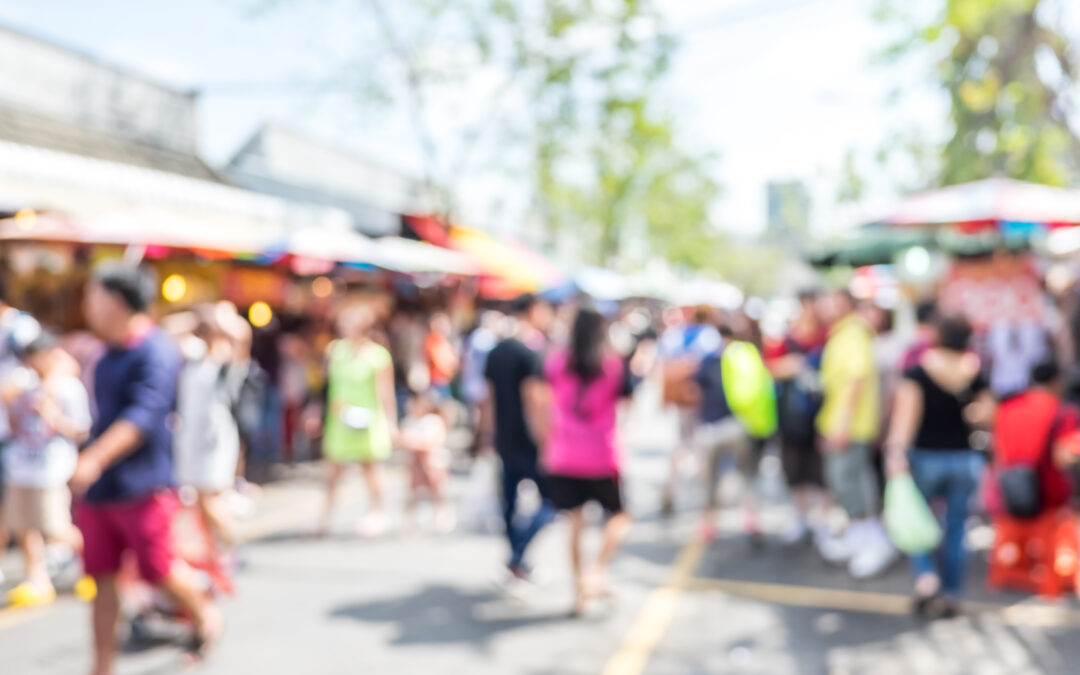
[371,237,478,276]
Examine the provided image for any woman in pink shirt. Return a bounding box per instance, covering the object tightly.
[541,306,632,615]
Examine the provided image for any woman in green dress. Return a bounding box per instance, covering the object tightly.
[320,304,398,536]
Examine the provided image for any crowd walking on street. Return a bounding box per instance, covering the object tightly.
[7,256,1080,672]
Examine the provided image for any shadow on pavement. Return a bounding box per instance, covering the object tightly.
[329,584,571,648]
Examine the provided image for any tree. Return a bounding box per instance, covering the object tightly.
[521,2,723,268]
[878,0,1080,187]
[259,0,723,269]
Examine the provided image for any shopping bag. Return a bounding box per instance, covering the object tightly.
[466,453,503,534]
[883,474,942,555]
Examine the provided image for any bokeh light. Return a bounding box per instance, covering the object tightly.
[902,246,932,278]
[248,301,273,328]
[161,274,187,303]
[13,208,36,231]
[312,276,334,298]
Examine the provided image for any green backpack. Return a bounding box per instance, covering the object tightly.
[721,341,778,439]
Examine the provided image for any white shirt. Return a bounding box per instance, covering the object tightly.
[3,374,91,488]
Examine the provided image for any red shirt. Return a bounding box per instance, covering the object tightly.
[994,390,1078,510]
[425,332,456,387]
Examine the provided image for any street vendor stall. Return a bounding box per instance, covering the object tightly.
[811,178,1080,268]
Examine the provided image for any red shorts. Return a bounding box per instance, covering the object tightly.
[75,491,178,583]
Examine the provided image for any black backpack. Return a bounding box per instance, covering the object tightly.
[776,371,822,445]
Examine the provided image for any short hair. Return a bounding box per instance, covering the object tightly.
[18,329,58,359]
[797,288,820,303]
[92,261,156,313]
[692,305,711,324]
[915,300,938,325]
[510,293,537,316]
[869,303,895,334]
[1032,358,1061,386]
[936,315,972,352]
[833,287,857,309]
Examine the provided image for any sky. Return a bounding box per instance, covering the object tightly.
[0,0,950,238]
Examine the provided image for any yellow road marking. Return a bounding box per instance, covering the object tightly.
[686,577,1080,628]
[602,539,705,675]
[686,577,912,615]
[0,603,60,632]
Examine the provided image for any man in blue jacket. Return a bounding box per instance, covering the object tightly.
[71,262,222,674]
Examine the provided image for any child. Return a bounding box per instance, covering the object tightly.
[2,330,92,607]
[398,391,455,533]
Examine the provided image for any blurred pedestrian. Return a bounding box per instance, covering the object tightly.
[987,318,1050,398]
[72,262,222,673]
[767,290,827,544]
[992,359,1075,519]
[695,322,759,543]
[319,304,398,537]
[815,289,896,578]
[540,306,631,614]
[986,358,1080,597]
[900,300,938,371]
[279,328,310,463]
[461,310,502,451]
[398,390,454,533]
[425,311,459,402]
[2,329,91,607]
[481,293,555,581]
[657,305,720,516]
[0,285,31,582]
[884,315,993,617]
[173,304,247,558]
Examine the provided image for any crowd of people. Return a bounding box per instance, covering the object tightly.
[6,256,1080,672]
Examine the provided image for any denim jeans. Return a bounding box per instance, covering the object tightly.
[500,457,556,570]
[908,449,985,597]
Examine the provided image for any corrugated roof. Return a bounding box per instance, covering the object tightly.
[0,104,221,182]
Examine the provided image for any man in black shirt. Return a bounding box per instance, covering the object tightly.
[482,294,555,579]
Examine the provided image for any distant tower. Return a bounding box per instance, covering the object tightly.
[766,181,811,243]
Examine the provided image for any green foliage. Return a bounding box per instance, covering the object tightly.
[262,0,723,271]
[522,1,723,268]
[877,0,1079,187]
[836,150,866,203]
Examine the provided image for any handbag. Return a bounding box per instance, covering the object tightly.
[998,407,1061,519]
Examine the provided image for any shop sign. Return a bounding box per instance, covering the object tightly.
[940,253,1042,330]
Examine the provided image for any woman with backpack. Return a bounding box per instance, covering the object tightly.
[884,315,994,618]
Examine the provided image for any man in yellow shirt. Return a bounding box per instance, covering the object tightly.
[816,289,897,579]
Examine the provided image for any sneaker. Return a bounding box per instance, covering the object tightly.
[357,512,388,537]
[74,575,98,602]
[848,525,899,579]
[780,519,809,545]
[434,507,457,534]
[817,527,858,565]
[8,581,57,608]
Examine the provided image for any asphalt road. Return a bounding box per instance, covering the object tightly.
[4,391,1080,674]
